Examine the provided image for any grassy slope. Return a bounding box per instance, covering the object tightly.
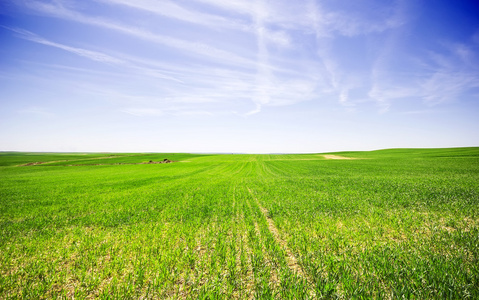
[0,148,478,298]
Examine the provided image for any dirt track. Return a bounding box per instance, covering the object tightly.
[323,155,355,160]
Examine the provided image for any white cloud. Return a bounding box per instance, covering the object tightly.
[369,37,479,110]
[306,0,411,111]
[17,0,477,118]
[420,39,479,105]
[23,0,258,67]
[420,71,479,105]
[96,0,251,32]
[4,26,184,83]
[191,0,258,18]
[5,26,123,64]
[98,0,293,48]
[322,7,407,37]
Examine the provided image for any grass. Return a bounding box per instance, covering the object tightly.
[0,148,478,298]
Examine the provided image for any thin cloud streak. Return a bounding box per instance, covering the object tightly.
[419,40,479,105]
[97,0,252,32]
[5,26,123,64]
[4,26,184,83]
[370,35,479,111]
[24,0,258,68]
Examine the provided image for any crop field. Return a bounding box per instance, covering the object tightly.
[1,148,478,299]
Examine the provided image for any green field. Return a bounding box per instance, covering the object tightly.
[1,148,478,299]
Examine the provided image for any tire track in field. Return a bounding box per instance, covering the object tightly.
[247,187,315,296]
[232,185,256,298]
[244,190,281,292]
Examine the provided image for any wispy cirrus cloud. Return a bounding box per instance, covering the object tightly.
[305,0,413,111]
[97,0,251,32]
[23,0,257,67]
[97,0,292,49]
[10,0,477,118]
[3,26,183,83]
[320,0,409,37]
[202,0,409,37]
[10,0,351,115]
[369,35,479,112]
[420,68,479,106]
[4,26,122,64]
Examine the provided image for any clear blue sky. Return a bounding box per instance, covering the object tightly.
[1,0,478,153]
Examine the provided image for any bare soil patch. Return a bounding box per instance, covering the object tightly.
[323,155,355,160]
[19,162,46,166]
[20,159,175,167]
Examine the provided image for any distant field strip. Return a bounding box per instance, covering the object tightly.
[12,153,200,167]
[1,148,478,298]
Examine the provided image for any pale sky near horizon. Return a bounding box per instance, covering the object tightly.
[1,0,479,153]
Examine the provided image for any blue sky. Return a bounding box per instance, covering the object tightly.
[1,0,479,153]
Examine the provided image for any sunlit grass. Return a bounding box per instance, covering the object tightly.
[1,148,478,298]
